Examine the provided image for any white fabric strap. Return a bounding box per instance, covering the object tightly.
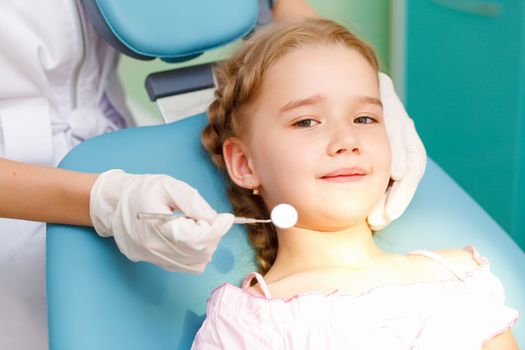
[242,272,272,299]
[408,250,467,282]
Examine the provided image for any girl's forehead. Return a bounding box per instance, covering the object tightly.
[270,42,363,64]
[263,44,375,84]
[259,46,378,100]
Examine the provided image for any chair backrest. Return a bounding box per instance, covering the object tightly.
[47,114,525,349]
[47,115,257,349]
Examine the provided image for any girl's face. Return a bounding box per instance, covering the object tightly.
[224,43,391,231]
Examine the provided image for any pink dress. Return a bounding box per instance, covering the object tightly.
[192,246,519,349]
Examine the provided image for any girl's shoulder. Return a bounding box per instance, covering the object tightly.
[406,245,489,282]
[430,245,486,272]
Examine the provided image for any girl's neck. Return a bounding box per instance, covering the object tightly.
[266,221,387,279]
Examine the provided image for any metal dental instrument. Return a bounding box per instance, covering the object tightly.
[137,203,298,229]
[136,212,272,225]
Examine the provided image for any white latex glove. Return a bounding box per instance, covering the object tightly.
[90,169,234,273]
[368,73,427,230]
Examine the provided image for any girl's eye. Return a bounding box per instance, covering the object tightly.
[354,115,376,124]
[293,118,319,128]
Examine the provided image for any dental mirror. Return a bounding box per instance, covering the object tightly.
[137,203,298,229]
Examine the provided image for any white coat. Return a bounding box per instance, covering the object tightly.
[0,1,133,348]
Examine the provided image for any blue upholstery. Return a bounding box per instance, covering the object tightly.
[47,114,525,349]
[90,0,258,60]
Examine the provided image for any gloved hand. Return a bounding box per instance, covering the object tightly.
[90,169,234,273]
[368,73,427,230]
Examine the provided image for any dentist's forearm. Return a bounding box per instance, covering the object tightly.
[272,0,319,24]
[0,157,98,226]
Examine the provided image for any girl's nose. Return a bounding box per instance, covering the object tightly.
[326,121,361,156]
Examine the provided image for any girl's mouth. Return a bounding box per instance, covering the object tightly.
[321,167,367,183]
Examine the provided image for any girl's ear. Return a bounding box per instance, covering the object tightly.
[223,137,260,189]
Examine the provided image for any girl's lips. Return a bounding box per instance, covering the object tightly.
[320,167,367,183]
[321,174,366,183]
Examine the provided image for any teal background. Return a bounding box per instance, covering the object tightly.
[403,0,525,251]
[116,1,524,251]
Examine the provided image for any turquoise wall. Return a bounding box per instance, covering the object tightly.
[403,0,525,250]
[117,0,392,121]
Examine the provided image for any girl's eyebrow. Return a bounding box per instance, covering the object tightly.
[278,94,383,114]
[357,96,383,109]
[279,94,324,114]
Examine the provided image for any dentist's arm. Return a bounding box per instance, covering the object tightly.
[0,157,96,226]
[0,158,234,273]
[272,0,319,23]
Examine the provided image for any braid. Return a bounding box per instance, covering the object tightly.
[202,58,279,274]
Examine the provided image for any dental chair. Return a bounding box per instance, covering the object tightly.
[46,1,525,349]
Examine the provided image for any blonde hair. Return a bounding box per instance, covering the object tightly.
[202,18,380,274]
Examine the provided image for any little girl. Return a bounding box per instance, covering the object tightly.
[192,18,519,349]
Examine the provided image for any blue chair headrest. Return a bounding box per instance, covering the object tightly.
[84,0,259,61]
